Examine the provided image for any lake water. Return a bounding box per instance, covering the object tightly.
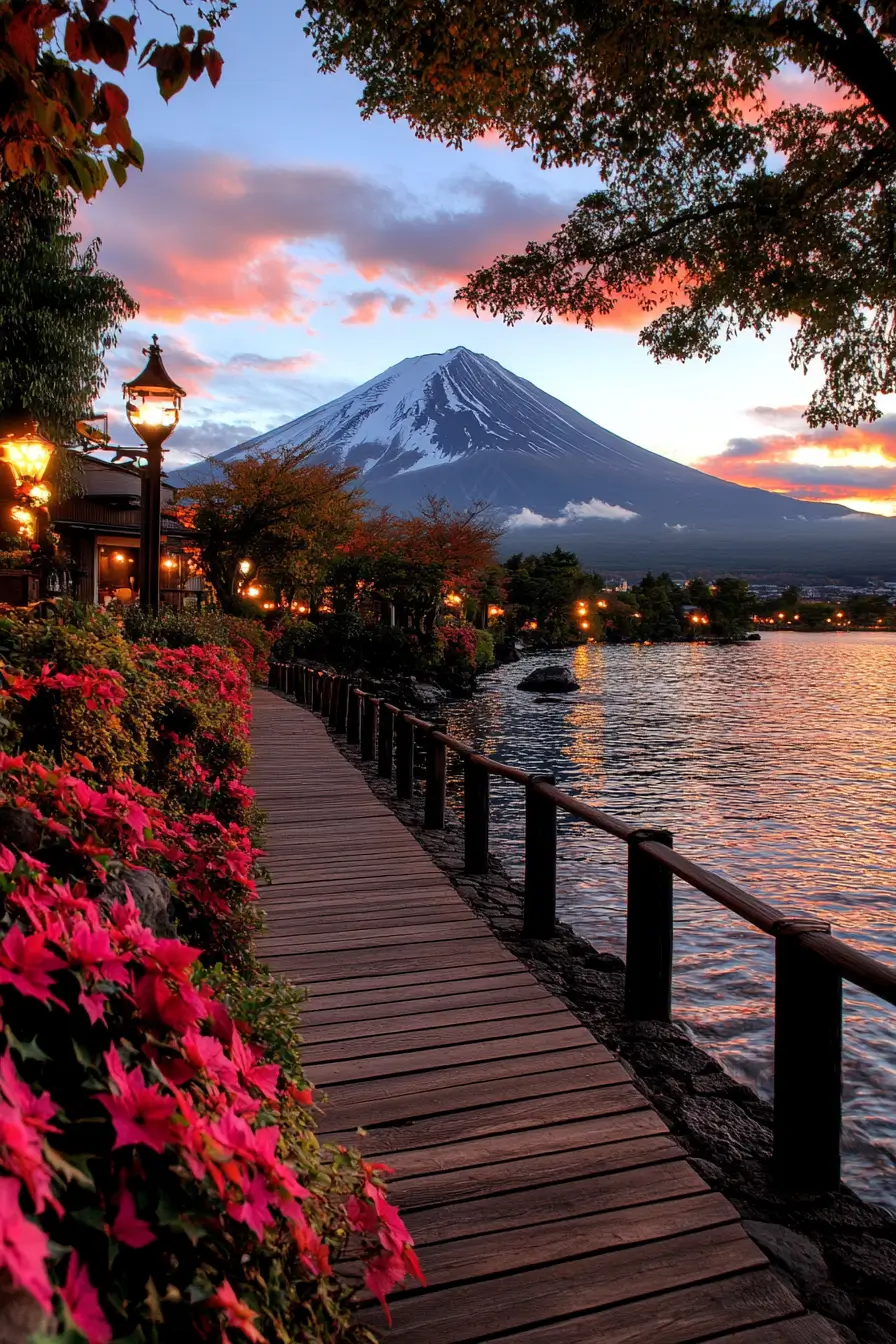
[445,632,896,1211]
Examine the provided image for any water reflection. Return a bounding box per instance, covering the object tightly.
[446,632,896,1210]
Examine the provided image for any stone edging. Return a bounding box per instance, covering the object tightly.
[274,693,896,1344]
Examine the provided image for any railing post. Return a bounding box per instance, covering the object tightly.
[523,774,557,938]
[463,758,489,874]
[773,921,841,1192]
[332,676,348,731]
[377,702,393,779]
[346,686,360,745]
[268,662,276,689]
[361,696,377,761]
[312,671,322,714]
[424,722,447,829]
[395,714,414,799]
[285,663,294,698]
[305,668,313,706]
[624,829,674,1022]
[322,674,333,719]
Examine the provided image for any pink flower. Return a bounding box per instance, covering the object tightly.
[98,1049,176,1153]
[0,925,65,1004]
[111,1186,155,1248]
[208,1279,264,1343]
[364,1251,410,1326]
[60,1253,112,1343]
[0,1176,52,1312]
[226,1171,275,1240]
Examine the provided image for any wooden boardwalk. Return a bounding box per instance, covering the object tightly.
[251,689,834,1343]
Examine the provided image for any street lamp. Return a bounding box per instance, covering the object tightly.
[0,416,55,549]
[123,335,185,614]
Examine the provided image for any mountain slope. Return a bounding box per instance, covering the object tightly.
[170,347,896,572]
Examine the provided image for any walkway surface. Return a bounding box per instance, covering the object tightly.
[250,689,833,1344]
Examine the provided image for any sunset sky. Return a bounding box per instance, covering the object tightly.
[80,0,896,516]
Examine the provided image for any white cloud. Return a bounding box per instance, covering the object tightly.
[505,507,555,528]
[561,497,639,522]
[505,497,639,528]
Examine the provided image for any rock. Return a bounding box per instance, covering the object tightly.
[743,1220,829,1295]
[861,1298,896,1341]
[678,1096,773,1164]
[494,640,521,663]
[517,665,580,693]
[104,867,174,937]
[826,1236,896,1296]
[809,1286,858,1325]
[0,1269,47,1344]
[0,805,41,854]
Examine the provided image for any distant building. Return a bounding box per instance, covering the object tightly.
[52,452,203,608]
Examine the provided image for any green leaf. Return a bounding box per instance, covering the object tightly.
[6,1026,48,1061]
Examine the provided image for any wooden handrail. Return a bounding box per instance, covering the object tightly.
[278,661,896,1192]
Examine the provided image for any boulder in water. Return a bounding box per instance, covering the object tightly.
[517,665,580,693]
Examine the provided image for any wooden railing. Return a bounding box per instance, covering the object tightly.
[271,660,896,1195]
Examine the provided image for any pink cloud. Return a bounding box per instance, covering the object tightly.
[80,151,573,326]
[698,413,896,513]
[341,290,414,325]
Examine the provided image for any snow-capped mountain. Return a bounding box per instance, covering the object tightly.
[170,347,896,572]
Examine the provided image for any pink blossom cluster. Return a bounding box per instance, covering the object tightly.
[0,654,424,1340]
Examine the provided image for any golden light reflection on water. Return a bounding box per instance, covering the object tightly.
[448,632,896,1211]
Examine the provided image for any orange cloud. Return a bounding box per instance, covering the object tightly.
[80,151,575,327]
[698,414,896,516]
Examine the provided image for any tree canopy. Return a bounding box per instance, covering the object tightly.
[0,177,136,442]
[0,0,227,197]
[301,0,896,427]
[175,444,362,614]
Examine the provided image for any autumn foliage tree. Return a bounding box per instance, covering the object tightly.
[333,496,502,631]
[175,444,363,614]
[0,0,228,197]
[301,0,896,427]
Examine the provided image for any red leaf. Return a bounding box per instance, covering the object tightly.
[204,48,223,87]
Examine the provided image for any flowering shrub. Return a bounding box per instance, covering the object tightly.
[119,605,275,684]
[0,613,425,1340]
[0,776,423,1340]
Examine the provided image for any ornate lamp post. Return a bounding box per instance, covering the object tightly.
[123,336,185,614]
[0,416,55,544]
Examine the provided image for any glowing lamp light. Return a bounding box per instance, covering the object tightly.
[579,620,590,630]
[596,599,608,609]
[487,604,505,618]
[26,482,51,507]
[162,556,177,570]
[835,610,844,618]
[123,336,185,449]
[444,592,463,607]
[633,612,642,618]
[238,559,253,575]
[0,420,54,491]
[112,552,126,563]
[10,505,34,538]
[246,585,261,598]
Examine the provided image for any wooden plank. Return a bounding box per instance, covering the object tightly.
[304,965,530,1003]
[317,1061,628,1135]
[301,1013,586,1067]
[305,996,571,1045]
[368,1110,669,1179]
[405,1159,707,1245]
[355,1223,768,1342]
[708,1319,842,1343]
[490,1271,805,1344]
[388,1135,683,1212]
[322,1044,615,1109]
[301,981,559,1023]
[375,1192,737,1295]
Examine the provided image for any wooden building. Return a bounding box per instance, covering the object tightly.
[52,453,203,608]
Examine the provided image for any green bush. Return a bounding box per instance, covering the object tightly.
[118,605,274,682]
[474,629,495,670]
